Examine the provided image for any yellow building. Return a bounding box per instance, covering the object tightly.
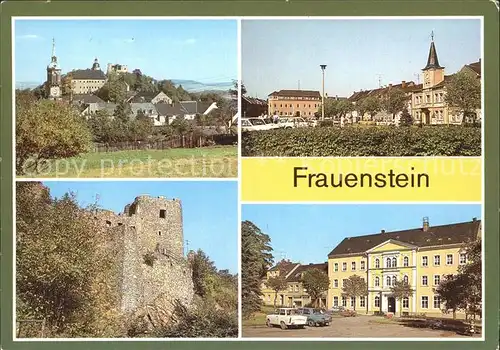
[327,217,481,318]
[268,90,321,118]
[70,58,107,95]
[261,260,328,308]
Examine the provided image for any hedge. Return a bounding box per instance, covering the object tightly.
[241,126,481,157]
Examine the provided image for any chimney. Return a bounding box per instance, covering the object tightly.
[423,217,430,232]
[381,229,385,234]
[401,80,406,88]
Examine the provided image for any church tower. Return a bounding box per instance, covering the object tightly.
[46,38,62,100]
[422,32,445,89]
[92,57,101,70]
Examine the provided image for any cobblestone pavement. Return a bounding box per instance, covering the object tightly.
[243,315,480,338]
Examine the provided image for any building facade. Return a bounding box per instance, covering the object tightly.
[327,218,481,318]
[409,38,481,125]
[241,96,268,118]
[261,260,328,308]
[69,58,107,94]
[268,90,321,118]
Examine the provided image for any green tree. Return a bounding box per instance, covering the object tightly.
[435,239,481,320]
[170,117,191,136]
[96,73,128,103]
[16,182,120,337]
[382,88,408,122]
[341,274,368,311]
[322,99,353,120]
[360,96,381,121]
[189,249,218,298]
[241,221,273,318]
[265,275,288,307]
[113,101,132,124]
[390,279,413,316]
[87,110,113,143]
[399,108,413,127]
[301,268,330,308]
[130,114,153,142]
[445,71,481,125]
[16,100,93,175]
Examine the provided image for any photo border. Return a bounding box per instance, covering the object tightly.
[1,1,498,349]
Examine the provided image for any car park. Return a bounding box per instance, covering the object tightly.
[266,308,308,330]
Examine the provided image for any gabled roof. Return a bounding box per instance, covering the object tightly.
[269,90,321,99]
[155,102,183,116]
[348,82,416,101]
[71,69,107,80]
[286,263,328,282]
[269,259,300,276]
[72,94,104,104]
[242,96,268,105]
[328,219,480,257]
[464,60,481,77]
[179,101,212,114]
[130,102,156,115]
[128,91,158,103]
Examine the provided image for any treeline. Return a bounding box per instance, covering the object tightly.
[16,182,238,338]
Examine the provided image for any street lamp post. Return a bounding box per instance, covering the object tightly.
[320,65,327,120]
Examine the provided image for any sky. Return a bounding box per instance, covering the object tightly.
[242,204,481,265]
[15,19,237,84]
[242,19,481,99]
[43,181,238,273]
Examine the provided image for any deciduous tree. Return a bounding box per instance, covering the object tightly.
[390,279,413,316]
[301,268,330,308]
[265,275,288,307]
[382,88,408,121]
[341,274,368,311]
[16,100,93,175]
[445,71,481,125]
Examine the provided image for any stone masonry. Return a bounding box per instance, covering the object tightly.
[94,195,194,321]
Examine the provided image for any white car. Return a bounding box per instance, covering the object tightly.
[241,118,280,132]
[266,308,308,330]
[279,117,309,129]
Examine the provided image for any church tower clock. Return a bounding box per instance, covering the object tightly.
[46,38,62,100]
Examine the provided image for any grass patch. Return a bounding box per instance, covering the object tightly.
[243,306,276,327]
[20,146,238,178]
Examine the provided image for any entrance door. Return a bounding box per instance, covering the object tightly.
[388,297,396,313]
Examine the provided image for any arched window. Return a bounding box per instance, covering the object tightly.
[386,258,392,268]
[403,275,409,284]
[375,296,380,307]
[392,257,397,267]
[386,276,391,286]
[403,256,409,267]
[392,276,397,285]
[374,276,380,287]
[375,258,380,268]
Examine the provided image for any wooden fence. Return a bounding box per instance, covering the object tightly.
[92,133,238,153]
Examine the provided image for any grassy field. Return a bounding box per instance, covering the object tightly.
[243,306,276,327]
[21,146,238,178]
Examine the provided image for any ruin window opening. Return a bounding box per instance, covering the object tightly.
[106,220,112,227]
[158,231,162,236]
[159,209,166,218]
[118,222,123,226]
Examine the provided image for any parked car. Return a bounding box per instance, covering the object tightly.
[278,117,309,129]
[326,305,346,315]
[295,307,331,327]
[241,118,280,132]
[266,308,308,330]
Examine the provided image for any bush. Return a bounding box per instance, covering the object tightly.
[154,299,238,338]
[143,252,157,267]
[242,126,481,157]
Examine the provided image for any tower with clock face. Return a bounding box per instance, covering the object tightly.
[422,33,444,89]
[46,38,62,100]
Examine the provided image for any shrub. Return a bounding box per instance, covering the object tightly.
[242,125,481,157]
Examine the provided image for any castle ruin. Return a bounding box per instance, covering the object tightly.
[94,195,194,323]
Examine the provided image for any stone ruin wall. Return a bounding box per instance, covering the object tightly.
[94,195,194,317]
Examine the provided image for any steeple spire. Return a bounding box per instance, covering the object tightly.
[52,37,56,58]
[423,31,443,70]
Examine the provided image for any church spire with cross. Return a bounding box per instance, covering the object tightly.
[423,30,444,70]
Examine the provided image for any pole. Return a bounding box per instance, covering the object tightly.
[320,65,327,121]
